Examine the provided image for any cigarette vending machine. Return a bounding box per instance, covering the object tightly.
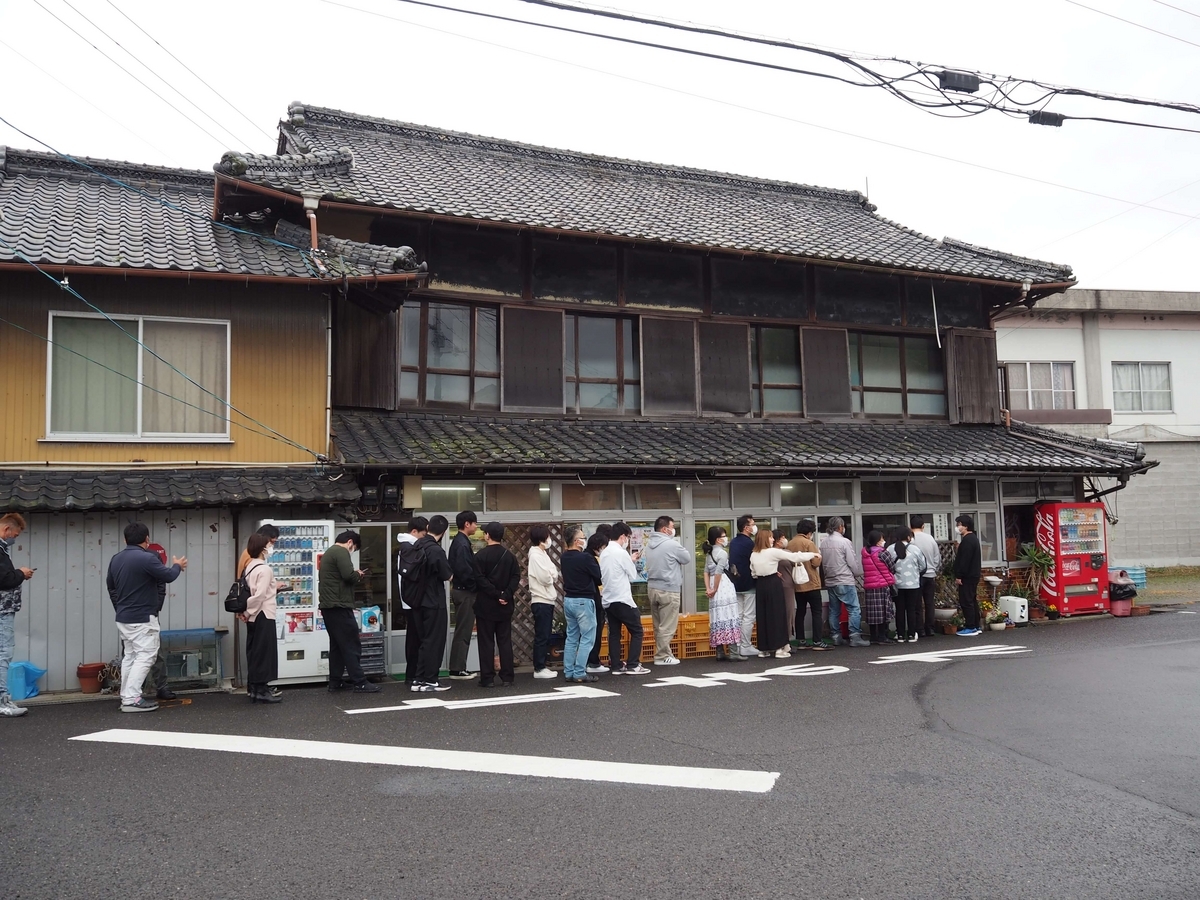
[260,519,335,684]
[1033,501,1109,617]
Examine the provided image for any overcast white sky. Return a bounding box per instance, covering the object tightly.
[2,0,1199,291]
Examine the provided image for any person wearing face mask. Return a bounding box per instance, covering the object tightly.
[237,523,280,577]
[241,532,290,702]
[527,524,560,680]
[600,522,651,675]
[559,526,603,683]
[643,516,693,667]
[0,512,34,718]
[750,528,815,658]
[703,525,744,662]
[728,514,758,660]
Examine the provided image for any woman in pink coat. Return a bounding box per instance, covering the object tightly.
[861,530,897,645]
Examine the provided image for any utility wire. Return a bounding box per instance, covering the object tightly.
[1063,0,1200,49]
[328,0,1200,222]
[0,38,181,164]
[58,0,253,148]
[32,0,238,149]
[0,236,323,460]
[103,0,275,143]
[0,312,310,449]
[1147,0,1200,21]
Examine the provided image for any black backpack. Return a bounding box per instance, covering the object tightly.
[224,562,263,614]
[397,541,428,608]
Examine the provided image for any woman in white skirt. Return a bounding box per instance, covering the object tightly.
[703,526,745,661]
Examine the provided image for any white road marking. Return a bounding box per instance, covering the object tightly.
[644,662,849,687]
[868,645,1031,665]
[762,663,851,677]
[644,675,725,688]
[345,684,617,715]
[1177,611,1196,614]
[69,729,779,793]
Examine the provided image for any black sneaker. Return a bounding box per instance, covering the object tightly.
[352,682,382,693]
[156,687,178,701]
[479,681,495,689]
[327,681,348,692]
[447,670,475,680]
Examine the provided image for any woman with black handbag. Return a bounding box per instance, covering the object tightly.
[241,532,288,703]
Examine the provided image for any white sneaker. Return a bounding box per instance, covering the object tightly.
[774,648,791,658]
[656,656,681,666]
[625,664,651,675]
[533,668,558,679]
[738,646,757,658]
[586,664,610,674]
[0,695,27,717]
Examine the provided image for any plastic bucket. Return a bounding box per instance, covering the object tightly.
[1110,600,1132,617]
[76,662,105,693]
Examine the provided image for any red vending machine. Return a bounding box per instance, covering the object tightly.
[1034,501,1109,616]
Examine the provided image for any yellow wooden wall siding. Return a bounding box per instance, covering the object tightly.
[0,272,329,464]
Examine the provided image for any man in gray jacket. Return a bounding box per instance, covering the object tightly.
[642,516,692,666]
[819,517,869,648]
[910,515,942,638]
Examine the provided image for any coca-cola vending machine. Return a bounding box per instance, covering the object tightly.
[1034,501,1109,616]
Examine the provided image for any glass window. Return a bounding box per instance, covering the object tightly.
[485,483,550,511]
[959,479,996,504]
[562,483,622,510]
[625,484,682,510]
[734,482,771,509]
[692,482,731,508]
[780,482,817,507]
[1113,362,1172,412]
[49,313,229,439]
[421,482,484,511]
[850,332,946,418]
[818,481,853,506]
[908,478,952,503]
[751,326,803,415]
[1003,362,1076,410]
[817,515,853,541]
[861,480,905,505]
[565,315,640,414]
[399,302,500,409]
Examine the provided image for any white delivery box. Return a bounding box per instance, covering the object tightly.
[998,595,1029,624]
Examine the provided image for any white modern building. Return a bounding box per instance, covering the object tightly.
[996,290,1200,566]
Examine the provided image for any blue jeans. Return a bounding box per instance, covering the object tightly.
[531,603,555,671]
[563,596,597,680]
[0,611,15,697]
[826,584,861,638]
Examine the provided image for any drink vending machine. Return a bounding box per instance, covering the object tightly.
[1033,501,1109,617]
[260,519,336,684]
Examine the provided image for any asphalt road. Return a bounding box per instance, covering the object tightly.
[3,612,1199,900]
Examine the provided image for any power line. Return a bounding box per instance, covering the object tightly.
[31,0,238,148]
[1035,175,1200,250]
[327,0,1200,223]
[1146,0,1200,21]
[500,0,1200,123]
[103,0,275,143]
[57,0,253,148]
[1063,0,1200,49]
[0,236,323,459]
[0,37,180,164]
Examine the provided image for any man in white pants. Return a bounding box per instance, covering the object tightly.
[106,522,186,713]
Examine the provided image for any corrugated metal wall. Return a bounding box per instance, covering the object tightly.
[8,508,235,692]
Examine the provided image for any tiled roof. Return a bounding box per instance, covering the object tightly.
[332,412,1151,477]
[0,468,361,512]
[215,103,1074,286]
[0,148,421,281]
[274,220,425,275]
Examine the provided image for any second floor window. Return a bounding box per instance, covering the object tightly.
[1113,361,1171,412]
[849,333,946,416]
[1003,361,1076,410]
[565,314,640,414]
[400,302,499,409]
[751,326,802,415]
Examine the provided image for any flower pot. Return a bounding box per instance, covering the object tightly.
[988,622,1007,632]
[940,623,960,635]
[1029,607,1046,620]
[77,662,105,694]
[933,608,958,622]
[1047,611,1060,620]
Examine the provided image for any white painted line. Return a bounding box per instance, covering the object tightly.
[1177,611,1196,614]
[868,645,1031,665]
[70,729,779,793]
[344,684,617,715]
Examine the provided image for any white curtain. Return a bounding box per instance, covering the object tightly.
[142,320,228,435]
[1112,363,1140,411]
[50,316,137,434]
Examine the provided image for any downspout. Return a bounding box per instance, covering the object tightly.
[301,191,333,459]
[301,191,321,251]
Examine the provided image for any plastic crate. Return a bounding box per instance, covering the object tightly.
[359,632,387,676]
[677,614,711,640]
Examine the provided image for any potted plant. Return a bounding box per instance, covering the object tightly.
[1047,604,1060,621]
[985,608,1009,632]
[933,543,960,622]
[1018,544,1055,610]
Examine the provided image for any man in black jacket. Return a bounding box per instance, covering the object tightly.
[447,510,479,679]
[473,522,520,688]
[410,515,454,693]
[0,512,34,717]
[953,514,983,636]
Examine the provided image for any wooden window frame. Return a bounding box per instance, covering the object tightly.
[750,324,803,418]
[398,301,500,411]
[563,313,641,415]
[849,331,947,419]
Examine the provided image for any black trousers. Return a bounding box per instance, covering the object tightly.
[587,594,606,666]
[796,589,823,643]
[403,606,422,683]
[920,578,937,635]
[958,578,981,630]
[245,611,278,687]
[896,587,923,639]
[476,617,514,685]
[412,601,449,685]
[323,607,366,686]
[606,602,643,667]
[532,603,554,670]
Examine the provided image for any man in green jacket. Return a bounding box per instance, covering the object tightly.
[320,530,381,693]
